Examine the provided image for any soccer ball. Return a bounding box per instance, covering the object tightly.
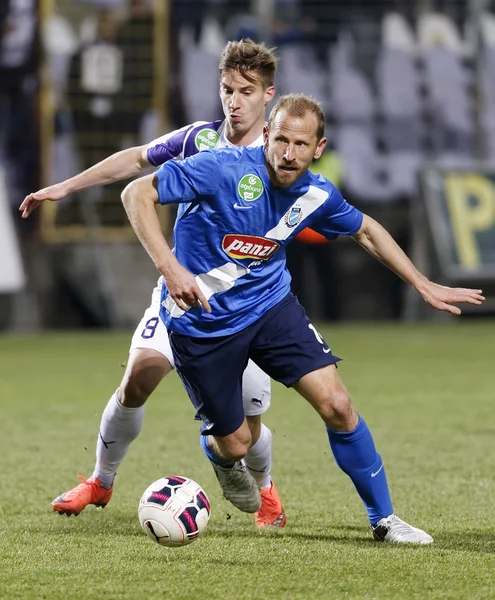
[138,476,211,547]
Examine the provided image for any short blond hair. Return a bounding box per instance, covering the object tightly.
[267,94,325,141]
[219,39,278,88]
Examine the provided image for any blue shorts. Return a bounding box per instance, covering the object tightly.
[169,293,340,437]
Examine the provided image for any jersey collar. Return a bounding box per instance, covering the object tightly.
[218,120,264,149]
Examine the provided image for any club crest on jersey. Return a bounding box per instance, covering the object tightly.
[285,205,303,228]
[237,174,264,202]
[195,128,220,151]
[223,234,279,260]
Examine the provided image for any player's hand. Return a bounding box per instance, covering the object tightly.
[419,281,485,315]
[162,262,212,313]
[19,183,69,218]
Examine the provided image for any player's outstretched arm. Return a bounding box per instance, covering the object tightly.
[121,175,211,314]
[19,145,150,218]
[352,215,485,315]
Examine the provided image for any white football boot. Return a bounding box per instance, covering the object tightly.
[211,461,261,513]
[372,514,434,544]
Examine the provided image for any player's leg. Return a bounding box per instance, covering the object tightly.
[242,361,286,529]
[250,293,432,544]
[204,418,252,462]
[170,329,261,513]
[201,418,261,513]
[52,284,173,516]
[294,366,433,544]
[92,347,172,486]
[51,348,172,516]
[293,366,393,525]
[242,361,270,485]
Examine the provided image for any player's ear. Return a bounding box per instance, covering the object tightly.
[263,125,269,146]
[264,85,275,105]
[314,137,327,160]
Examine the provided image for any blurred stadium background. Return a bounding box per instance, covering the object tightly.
[1,0,495,331]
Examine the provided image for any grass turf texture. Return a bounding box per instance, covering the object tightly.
[0,322,494,600]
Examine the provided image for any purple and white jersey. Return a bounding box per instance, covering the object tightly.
[147,120,263,166]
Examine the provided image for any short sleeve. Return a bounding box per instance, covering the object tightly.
[146,124,195,166]
[155,150,223,205]
[312,186,363,239]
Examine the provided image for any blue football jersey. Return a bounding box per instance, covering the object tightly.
[156,145,363,337]
[147,119,263,220]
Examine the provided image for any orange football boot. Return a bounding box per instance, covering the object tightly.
[255,482,286,529]
[51,473,113,516]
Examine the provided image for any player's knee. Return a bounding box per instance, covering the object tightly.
[215,429,252,462]
[319,389,355,429]
[227,447,249,462]
[216,442,250,463]
[120,351,170,407]
[120,374,155,407]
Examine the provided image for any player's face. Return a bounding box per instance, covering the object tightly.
[220,70,274,137]
[263,110,327,188]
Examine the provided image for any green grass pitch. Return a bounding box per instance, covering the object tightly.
[1,322,494,599]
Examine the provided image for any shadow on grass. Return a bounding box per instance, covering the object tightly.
[334,526,495,554]
[207,525,495,554]
[41,516,495,555]
[43,524,375,546]
[207,526,374,546]
[327,525,495,554]
[39,512,144,538]
[435,531,495,555]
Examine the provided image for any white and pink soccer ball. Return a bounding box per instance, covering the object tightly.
[138,476,211,547]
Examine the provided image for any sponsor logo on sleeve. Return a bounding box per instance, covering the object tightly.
[195,128,220,151]
[222,234,280,260]
[237,174,264,202]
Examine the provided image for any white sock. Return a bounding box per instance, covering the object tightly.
[93,391,144,488]
[244,423,272,489]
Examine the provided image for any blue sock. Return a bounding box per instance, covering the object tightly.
[199,435,235,468]
[326,417,393,526]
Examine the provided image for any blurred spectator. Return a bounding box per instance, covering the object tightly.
[431,0,469,30]
[171,0,208,45]
[43,14,79,112]
[225,13,269,43]
[213,0,251,32]
[169,0,204,126]
[0,0,39,215]
[67,11,130,222]
[296,0,401,74]
[0,1,9,32]
[296,0,347,62]
[209,0,272,42]
[271,0,300,46]
[117,0,154,141]
[286,146,344,320]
